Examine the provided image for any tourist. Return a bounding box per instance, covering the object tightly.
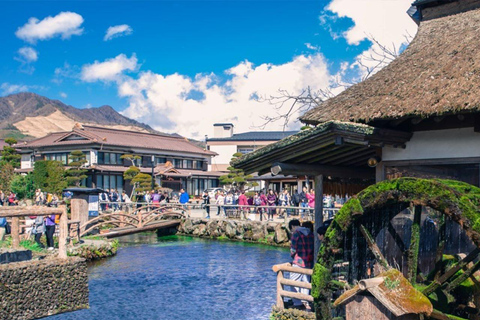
[121,190,131,212]
[179,188,189,207]
[298,187,308,219]
[0,216,6,241]
[202,191,210,218]
[151,190,161,207]
[306,189,315,219]
[0,190,4,206]
[289,219,314,311]
[111,189,119,211]
[317,219,332,242]
[7,192,17,206]
[253,191,262,215]
[163,192,170,203]
[238,191,248,219]
[45,214,56,250]
[260,191,267,221]
[51,193,59,207]
[99,191,108,211]
[225,192,234,216]
[266,189,277,221]
[216,191,225,217]
[35,189,44,206]
[32,216,46,248]
[279,189,291,218]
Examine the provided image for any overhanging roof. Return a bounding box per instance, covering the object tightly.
[232,121,412,176]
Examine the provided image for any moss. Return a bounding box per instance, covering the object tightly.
[334,198,363,231]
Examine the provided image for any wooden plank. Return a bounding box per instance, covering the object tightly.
[359,224,390,272]
[0,206,64,217]
[314,174,323,260]
[279,289,314,302]
[103,220,180,238]
[280,278,312,290]
[12,217,19,249]
[58,206,68,259]
[271,262,314,275]
[277,271,284,309]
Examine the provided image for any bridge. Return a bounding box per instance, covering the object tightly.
[80,204,187,238]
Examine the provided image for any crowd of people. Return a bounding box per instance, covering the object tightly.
[201,186,338,221]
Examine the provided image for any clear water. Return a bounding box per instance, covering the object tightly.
[47,235,289,320]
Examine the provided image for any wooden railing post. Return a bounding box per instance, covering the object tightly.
[58,205,68,259]
[277,270,284,309]
[12,217,20,249]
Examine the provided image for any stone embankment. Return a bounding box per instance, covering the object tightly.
[68,239,118,261]
[177,218,290,246]
[0,256,89,320]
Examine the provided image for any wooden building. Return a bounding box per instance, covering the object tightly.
[232,0,480,255]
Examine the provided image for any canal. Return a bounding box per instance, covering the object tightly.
[48,235,290,320]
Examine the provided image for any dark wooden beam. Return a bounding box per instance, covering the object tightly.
[314,175,323,260]
[271,162,374,179]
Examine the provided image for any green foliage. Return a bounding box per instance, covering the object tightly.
[124,165,140,181]
[10,173,35,199]
[32,160,67,194]
[0,163,15,192]
[0,138,21,168]
[132,173,156,192]
[220,153,258,191]
[66,151,88,187]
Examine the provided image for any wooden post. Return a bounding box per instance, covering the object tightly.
[314,175,323,260]
[277,270,284,309]
[12,217,20,249]
[58,205,68,259]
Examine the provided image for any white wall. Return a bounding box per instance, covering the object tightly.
[21,154,32,169]
[383,128,480,161]
[209,145,237,169]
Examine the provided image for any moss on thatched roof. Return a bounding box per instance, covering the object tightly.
[301,6,480,125]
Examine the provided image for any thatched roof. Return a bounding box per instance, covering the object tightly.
[301,5,480,125]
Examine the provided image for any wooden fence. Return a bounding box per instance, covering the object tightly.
[272,262,314,309]
[0,206,68,259]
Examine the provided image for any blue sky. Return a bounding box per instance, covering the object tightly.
[0,0,417,138]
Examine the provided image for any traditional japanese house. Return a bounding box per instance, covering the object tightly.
[17,124,222,195]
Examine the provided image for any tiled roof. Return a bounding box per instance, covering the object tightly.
[207,130,298,142]
[20,125,215,156]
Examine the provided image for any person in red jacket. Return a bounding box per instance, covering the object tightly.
[238,191,248,219]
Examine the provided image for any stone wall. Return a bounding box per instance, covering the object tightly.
[270,307,315,320]
[177,218,290,246]
[0,257,89,320]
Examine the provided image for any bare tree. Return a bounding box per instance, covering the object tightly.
[257,34,413,129]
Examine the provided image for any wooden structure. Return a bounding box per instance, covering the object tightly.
[80,203,186,238]
[272,262,313,309]
[334,270,433,320]
[0,206,69,259]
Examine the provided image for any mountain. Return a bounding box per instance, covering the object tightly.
[0,92,158,139]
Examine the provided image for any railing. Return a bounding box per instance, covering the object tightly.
[272,262,314,310]
[99,201,339,221]
[0,205,69,259]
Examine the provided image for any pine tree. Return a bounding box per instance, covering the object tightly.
[132,173,157,193]
[66,151,88,187]
[0,137,21,168]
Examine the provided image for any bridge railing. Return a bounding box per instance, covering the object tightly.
[272,262,314,310]
[0,205,69,259]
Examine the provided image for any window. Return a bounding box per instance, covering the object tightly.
[156,157,166,165]
[95,174,123,192]
[196,161,203,170]
[174,159,182,168]
[44,153,69,165]
[98,152,123,165]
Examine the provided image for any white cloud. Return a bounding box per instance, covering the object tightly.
[104,24,133,41]
[0,83,45,95]
[80,54,138,82]
[114,54,331,138]
[59,92,68,98]
[15,11,84,44]
[17,47,38,62]
[305,43,319,50]
[325,0,418,79]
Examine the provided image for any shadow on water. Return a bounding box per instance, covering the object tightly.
[47,233,289,320]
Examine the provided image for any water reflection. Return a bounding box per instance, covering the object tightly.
[47,235,289,320]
